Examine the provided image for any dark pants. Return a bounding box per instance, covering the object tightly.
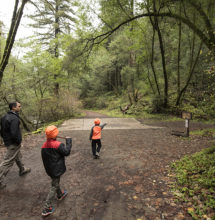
[44,177,62,209]
[91,139,101,156]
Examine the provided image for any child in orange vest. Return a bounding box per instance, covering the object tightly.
[89,118,107,159]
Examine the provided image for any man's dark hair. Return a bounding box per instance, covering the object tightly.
[9,102,18,110]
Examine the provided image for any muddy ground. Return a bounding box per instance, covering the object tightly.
[0,111,214,220]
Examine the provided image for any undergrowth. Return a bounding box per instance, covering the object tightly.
[24,119,65,136]
[96,108,182,121]
[191,128,215,138]
[170,145,215,219]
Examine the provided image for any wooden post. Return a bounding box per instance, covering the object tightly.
[182,112,192,137]
[171,112,192,137]
[185,119,190,137]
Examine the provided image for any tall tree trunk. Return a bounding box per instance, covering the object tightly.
[177,2,182,100]
[176,11,203,106]
[115,66,118,93]
[0,22,2,61]
[147,0,161,96]
[54,0,60,95]
[152,0,168,108]
[150,26,161,96]
[54,1,60,58]
[176,41,203,105]
[0,0,29,85]
[115,64,122,94]
[147,62,155,94]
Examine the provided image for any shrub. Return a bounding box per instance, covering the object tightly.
[170,146,215,218]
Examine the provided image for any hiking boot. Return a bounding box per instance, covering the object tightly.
[0,182,6,190]
[41,206,55,217]
[57,190,68,201]
[19,167,31,176]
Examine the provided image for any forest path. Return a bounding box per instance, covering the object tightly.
[0,111,214,219]
[58,117,163,131]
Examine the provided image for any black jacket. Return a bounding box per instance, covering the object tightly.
[41,138,72,178]
[0,111,22,146]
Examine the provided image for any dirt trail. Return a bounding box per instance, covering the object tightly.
[0,112,214,220]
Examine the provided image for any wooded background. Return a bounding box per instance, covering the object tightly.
[0,0,215,130]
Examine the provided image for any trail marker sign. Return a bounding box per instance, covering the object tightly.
[171,112,192,137]
[182,112,192,120]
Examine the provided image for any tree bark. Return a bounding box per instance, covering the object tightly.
[176,40,203,105]
[146,62,155,94]
[152,1,168,107]
[54,0,60,95]
[149,19,161,96]
[0,0,29,85]
[177,2,182,99]
[0,22,2,61]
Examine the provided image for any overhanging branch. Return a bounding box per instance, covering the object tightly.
[85,12,213,52]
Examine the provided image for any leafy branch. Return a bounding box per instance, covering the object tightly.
[84,11,214,54]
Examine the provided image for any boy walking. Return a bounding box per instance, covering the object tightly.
[41,125,72,217]
[89,118,107,159]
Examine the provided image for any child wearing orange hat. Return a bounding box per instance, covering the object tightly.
[89,118,107,159]
[41,125,72,217]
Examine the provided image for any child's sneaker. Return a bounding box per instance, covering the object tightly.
[41,206,55,216]
[57,190,68,201]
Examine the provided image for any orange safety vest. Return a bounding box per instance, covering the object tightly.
[92,126,102,140]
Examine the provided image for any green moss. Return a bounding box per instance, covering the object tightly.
[170,145,215,218]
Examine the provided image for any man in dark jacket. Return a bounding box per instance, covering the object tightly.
[41,125,72,217]
[0,101,31,190]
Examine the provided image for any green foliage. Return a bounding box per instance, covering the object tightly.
[150,95,165,113]
[25,119,65,135]
[191,128,215,138]
[99,0,134,30]
[1,0,215,128]
[28,0,77,45]
[171,146,215,218]
[68,0,215,121]
[0,39,82,130]
[180,103,208,120]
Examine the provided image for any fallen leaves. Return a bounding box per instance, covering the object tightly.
[119,179,134,185]
[105,185,115,191]
[133,195,138,200]
[187,207,194,212]
[134,185,143,193]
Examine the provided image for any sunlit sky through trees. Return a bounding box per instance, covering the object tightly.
[0,2,35,40]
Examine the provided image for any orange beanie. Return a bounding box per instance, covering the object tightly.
[94,118,100,125]
[45,125,59,139]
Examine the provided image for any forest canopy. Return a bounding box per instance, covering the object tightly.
[0,0,215,129]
